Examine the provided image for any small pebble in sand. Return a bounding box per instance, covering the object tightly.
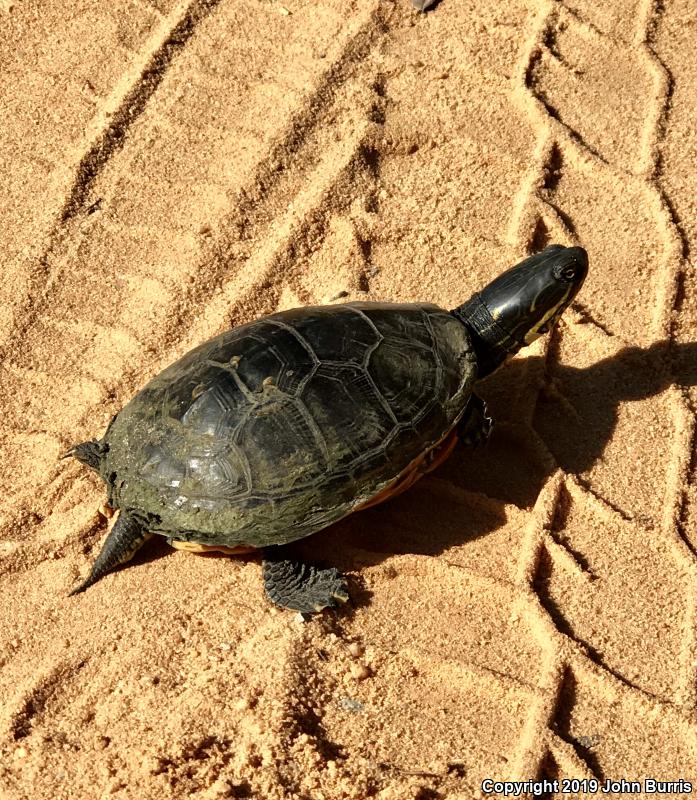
[260,745,275,766]
[340,697,364,712]
[205,778,233,798]
[347,641,364,658]
[349,662,370,680]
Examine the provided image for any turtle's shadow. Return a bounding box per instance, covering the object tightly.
[520,339,697,475]
[305,340,697,609]
[450,339,697,501]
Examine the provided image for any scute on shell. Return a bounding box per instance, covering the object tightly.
[100,302,477,548]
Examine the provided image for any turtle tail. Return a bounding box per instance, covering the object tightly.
[61,439,106,473]
[69,511,153,596]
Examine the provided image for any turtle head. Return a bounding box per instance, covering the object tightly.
[452,244,588,377]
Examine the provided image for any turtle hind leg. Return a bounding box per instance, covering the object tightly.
[69,511,153,596]
[62,439,105,473]
[262,545,349,614]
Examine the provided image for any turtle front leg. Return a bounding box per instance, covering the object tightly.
[262,545,349,614]
[457,393,492,447]
[69,510,153,595]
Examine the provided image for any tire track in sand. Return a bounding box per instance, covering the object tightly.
[504,0,696,781]
[1,0,225,366]
[0,2,393,578]
[634,0,697,713]
[507,469,696,780]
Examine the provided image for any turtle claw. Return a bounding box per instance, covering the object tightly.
[314,582,350,613]
[468,413,493,448]
[61,439,105,472]
[332,585,350,605]
[457,394,493,448]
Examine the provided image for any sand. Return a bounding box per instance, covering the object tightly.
[1,0,696,797]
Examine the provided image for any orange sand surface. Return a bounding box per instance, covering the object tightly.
[1,0,696,797]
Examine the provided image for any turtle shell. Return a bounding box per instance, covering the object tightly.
[100,302,477,547]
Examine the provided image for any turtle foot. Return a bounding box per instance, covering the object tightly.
[457,393,492,447]
[262,548,349,614]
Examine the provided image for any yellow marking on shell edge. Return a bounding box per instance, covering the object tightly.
[169,540,256,555]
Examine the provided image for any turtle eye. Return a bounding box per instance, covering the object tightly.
[554,263,578,282]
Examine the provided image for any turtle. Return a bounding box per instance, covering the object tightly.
[65,244,587,613]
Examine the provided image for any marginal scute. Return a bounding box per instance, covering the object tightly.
[361,303,438,348]
[101,302,476,548]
